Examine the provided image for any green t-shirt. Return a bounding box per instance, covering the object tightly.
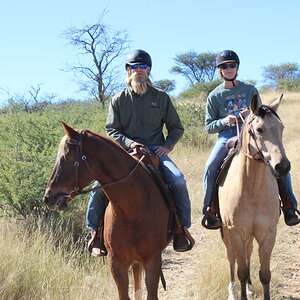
[205,81,261,134]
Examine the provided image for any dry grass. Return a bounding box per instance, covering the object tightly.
[1,91,299,300]
[0,218,115,300]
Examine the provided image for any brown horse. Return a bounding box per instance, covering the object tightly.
[43,122,171,300]
[219,95,290,300]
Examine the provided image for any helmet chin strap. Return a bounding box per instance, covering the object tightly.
[221,69,238,87]
[223,76,237,86]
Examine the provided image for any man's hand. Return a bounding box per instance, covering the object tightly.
[129,142,144,149]
[153,146,170,157]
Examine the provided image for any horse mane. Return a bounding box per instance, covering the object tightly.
[257,105,281,120]
[83,129,130,155]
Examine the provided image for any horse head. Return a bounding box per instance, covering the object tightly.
[43,122,94,211]
[246,94,290,177]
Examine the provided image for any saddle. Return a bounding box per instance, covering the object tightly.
[209,136,239,216]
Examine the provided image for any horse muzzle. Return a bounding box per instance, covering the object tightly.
[272,158,291,178]
[43,192,70,211]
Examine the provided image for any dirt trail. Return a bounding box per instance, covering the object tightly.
[158,222,300,300]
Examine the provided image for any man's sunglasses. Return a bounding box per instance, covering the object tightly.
[219,63,238,69]
[129,64,148,70]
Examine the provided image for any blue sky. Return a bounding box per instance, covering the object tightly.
[1,0,299,105]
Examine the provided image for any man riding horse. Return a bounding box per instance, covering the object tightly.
[87,49,194,256]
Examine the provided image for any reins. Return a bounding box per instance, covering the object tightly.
[241,114,266,163]
[65,131,145,199]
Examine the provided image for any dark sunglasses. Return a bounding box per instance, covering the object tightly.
[219,63,238,69]
[129,64,148,70]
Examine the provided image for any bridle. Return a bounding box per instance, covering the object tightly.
[64,131,145,200]
[241,108,276,164]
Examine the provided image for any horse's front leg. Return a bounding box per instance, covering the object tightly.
[257,229,276,300]
[132,263,143,300]
[109,254,131,300]
[246,237,254,298]
[222,228,239,300]
[230,232,249,300]
[144,252,162,300]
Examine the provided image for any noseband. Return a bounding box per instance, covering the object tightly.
[65,131,145,200]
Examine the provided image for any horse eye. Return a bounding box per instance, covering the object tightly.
[257,128,263,134]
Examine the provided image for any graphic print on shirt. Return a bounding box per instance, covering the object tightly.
[225,93,247,116]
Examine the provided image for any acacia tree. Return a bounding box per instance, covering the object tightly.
[171,51,217,85]
[63,20,130,104]
[154,79,176,93]
[262,63,300,88]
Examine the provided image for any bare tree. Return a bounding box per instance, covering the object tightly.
[63,18,131,104]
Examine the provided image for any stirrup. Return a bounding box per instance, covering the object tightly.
[283,208,300,226]
[173,226,195,252]
[201,211,222,230]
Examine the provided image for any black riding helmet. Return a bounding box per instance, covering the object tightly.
[125,49,152,70]
[216,50,240,86]
[216,50,240,67]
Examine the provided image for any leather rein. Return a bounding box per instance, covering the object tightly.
[64,131,145,200]
[242,113,267,163]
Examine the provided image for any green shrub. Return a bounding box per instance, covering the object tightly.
[178,80,221,100]
[174,102,214,150]
[0,98,212,219]
[0,100,107,218]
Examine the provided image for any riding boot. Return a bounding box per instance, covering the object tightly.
[172,214,195,252]
[87,219,107,257]
[277,178,300,226]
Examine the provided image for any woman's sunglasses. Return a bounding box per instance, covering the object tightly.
[129,64,148,70]
[219,63,238,69]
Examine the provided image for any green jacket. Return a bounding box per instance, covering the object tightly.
[106,86,184,150]
[205,81,261,134]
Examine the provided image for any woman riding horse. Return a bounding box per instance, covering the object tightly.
[202,50,299,229]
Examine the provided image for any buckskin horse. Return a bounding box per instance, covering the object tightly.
[218,94,290,300]
[43,122,172,300]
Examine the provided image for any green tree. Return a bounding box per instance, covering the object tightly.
[171,51,217,85]
[262,63,300,88]
[153,79,176,93]
[178,80,222,99]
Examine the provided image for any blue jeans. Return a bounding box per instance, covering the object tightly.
[283,172,297,208]
[86,147,191,230]
[202,128,298,214]
[86,183,108,231]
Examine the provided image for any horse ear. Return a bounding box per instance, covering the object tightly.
[250,94,260,114]
[61,121,80,139]
[269,94,283,112]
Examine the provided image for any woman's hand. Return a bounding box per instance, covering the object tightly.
[221,115,236,126]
